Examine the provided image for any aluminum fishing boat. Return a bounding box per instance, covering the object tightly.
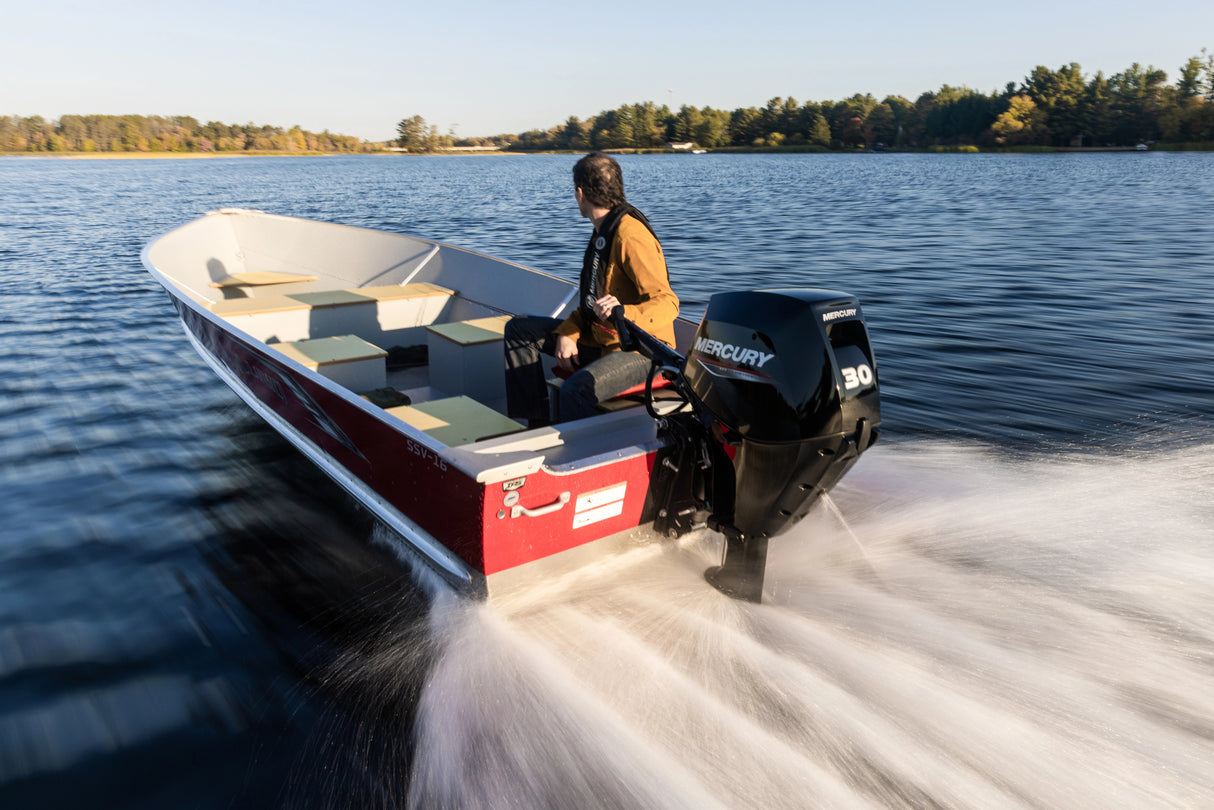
[143,209,880,602]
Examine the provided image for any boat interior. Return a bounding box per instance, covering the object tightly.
[147,211,695,476]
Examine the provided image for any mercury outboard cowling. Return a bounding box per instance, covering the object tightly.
[618,288,880,602]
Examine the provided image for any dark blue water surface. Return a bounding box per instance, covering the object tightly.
[2,153,1213,808]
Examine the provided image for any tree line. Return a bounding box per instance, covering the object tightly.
[8,54,1211,155]
[0,114,373,153]
[400,54,1214,152]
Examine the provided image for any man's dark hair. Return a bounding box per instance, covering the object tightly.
[572,152,626,209]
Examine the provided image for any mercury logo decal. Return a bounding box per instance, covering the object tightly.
[693,337,775,368]
[822,308,858,322]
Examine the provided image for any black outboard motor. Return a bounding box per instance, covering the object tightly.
[618,288,880,602]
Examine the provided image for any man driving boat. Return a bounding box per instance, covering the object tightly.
[504,152,679,426]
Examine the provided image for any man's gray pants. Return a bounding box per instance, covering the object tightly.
[504,315,651,426]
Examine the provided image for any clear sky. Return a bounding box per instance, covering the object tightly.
[4,0,1210,142]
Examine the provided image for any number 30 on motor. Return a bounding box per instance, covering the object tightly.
[841,364,874,391]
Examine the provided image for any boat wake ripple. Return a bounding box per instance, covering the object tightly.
[377,441,1214,808]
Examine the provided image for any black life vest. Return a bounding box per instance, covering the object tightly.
[578,203,659,323]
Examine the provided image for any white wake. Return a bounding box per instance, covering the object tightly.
[405,441,1214,809]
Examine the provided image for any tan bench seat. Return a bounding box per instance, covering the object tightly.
[425,315,510,401]
[211,283,455,344]
[210,282,453,316]
[270,334,387,391]
[209,271,319,288]
[386,396,524,447]
[210,293,312,317]
[425,315,509,346]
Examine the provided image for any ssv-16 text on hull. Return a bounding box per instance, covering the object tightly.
[143,210,880,603]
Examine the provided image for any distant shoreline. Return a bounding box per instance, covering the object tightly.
[0,151,379,160]
[4,144,1211,160]
[0,150,529,159]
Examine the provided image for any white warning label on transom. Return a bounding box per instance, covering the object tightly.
[573,483,627,528]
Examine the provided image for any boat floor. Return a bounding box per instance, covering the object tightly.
[386,365,458,408]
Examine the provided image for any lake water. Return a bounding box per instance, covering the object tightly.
[2,153,1213,808]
